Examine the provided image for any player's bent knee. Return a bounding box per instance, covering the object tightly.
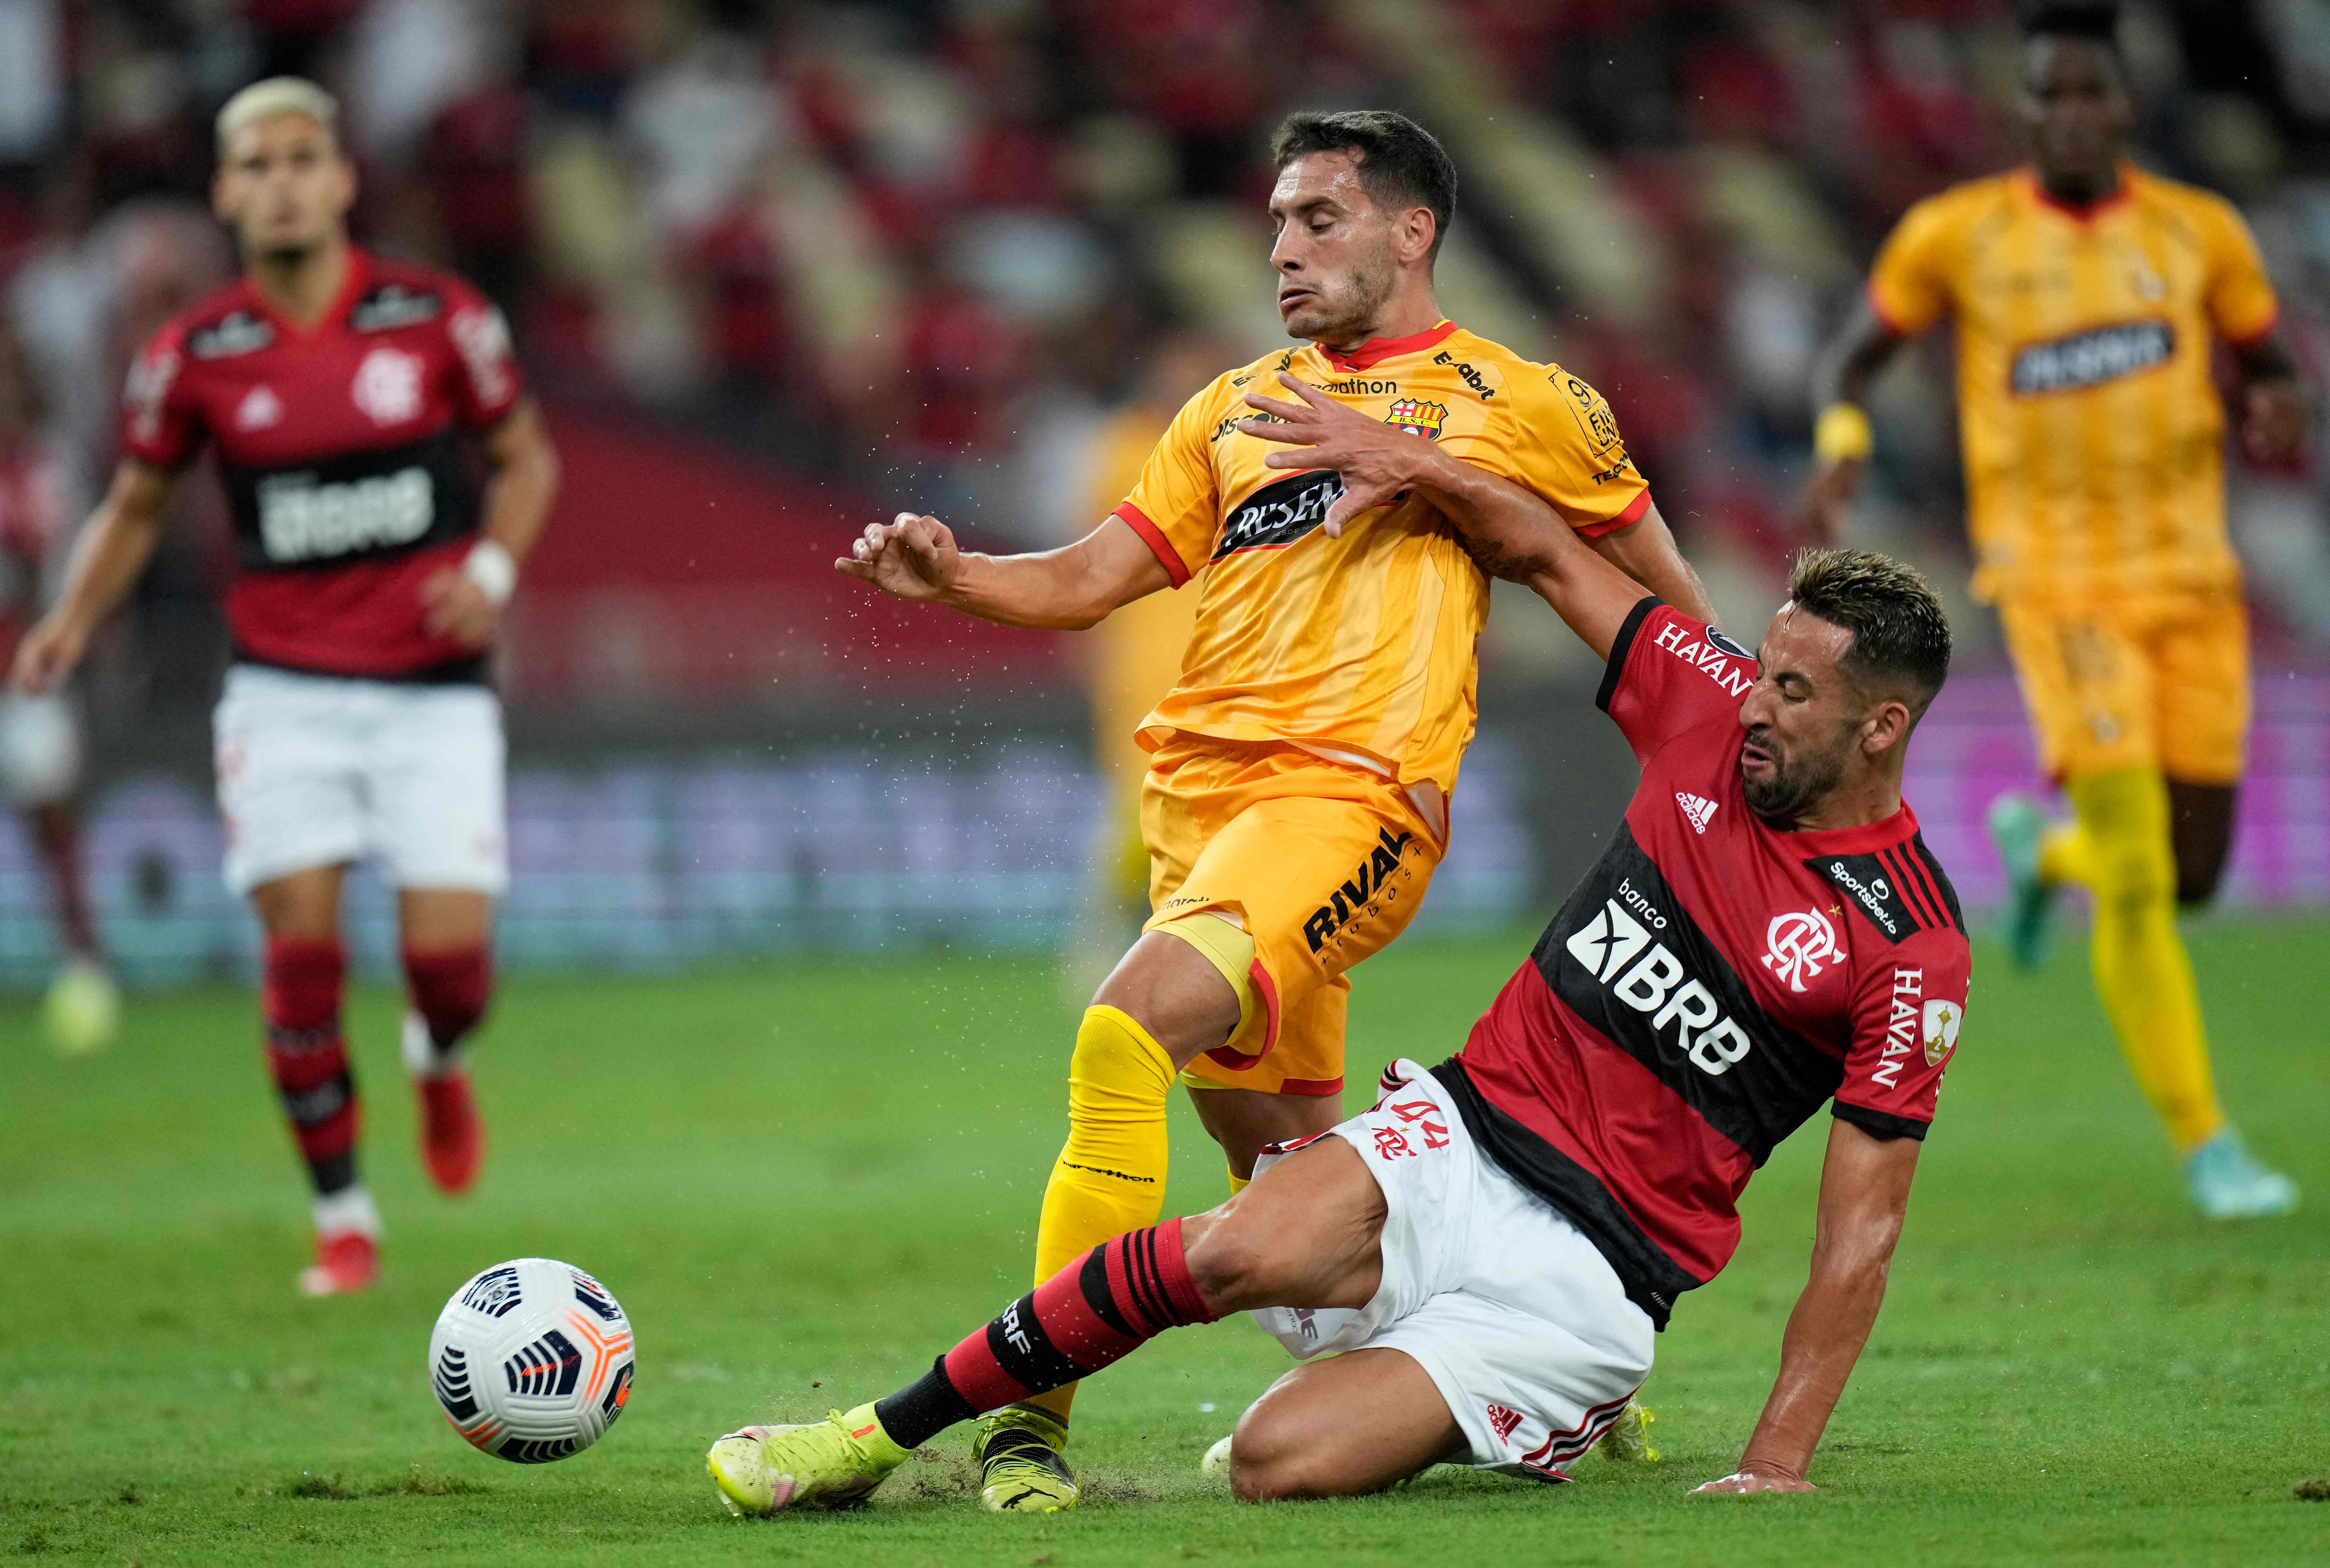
[1226,1412,1368,1503]
[1180,1213,1286,1313]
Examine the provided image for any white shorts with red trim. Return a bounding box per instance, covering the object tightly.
[1248,1059,1654,1480]
[213,665,506,895]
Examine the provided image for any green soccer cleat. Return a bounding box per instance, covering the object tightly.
[1987,793,2056,973]
[972,1404,1080,1513]
[1597,1399,1660,1463]
[706,1403,907,1516]
[2186,1130,2299,1221]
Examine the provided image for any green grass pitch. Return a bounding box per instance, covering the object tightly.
[4,921,2327,1565]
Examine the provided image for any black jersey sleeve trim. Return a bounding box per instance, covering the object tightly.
[1431,1059,1700,1330]
[1595,596,1667,715]
[1831,1100,1930,1142]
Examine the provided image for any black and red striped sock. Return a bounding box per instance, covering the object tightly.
[263,936,360,1196]
[873,1218,1218,1449]
[403,944,492,1072]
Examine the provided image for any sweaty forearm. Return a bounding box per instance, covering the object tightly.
[1740,1243,1893,1478]
[1588,507,1716,625]
[939,548,1124,631]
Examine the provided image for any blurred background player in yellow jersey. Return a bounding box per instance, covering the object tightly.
[1063,336,1217,994]
[838,110,1711,1511]
[1803,1,2307,1220]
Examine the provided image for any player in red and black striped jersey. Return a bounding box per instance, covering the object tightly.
[11,79,559,1296]
[701,367,1970,1510]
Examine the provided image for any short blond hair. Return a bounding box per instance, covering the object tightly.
[216,77,340,154]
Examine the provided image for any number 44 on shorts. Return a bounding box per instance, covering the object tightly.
[1371,1099,1451,1160]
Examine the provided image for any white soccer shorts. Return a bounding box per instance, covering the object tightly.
[1248,1059,1654,1481]
[213,665,507,896]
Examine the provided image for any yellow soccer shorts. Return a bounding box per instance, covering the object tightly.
[1140,735,1443,1097]
[1995,590,2250,786]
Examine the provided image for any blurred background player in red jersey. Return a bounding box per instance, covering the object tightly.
[12,79,559,1297]
[0,324,114,1055]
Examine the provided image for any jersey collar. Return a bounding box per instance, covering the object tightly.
[244,244,371,338]
[1763,798,1921,858]
[2021,163,2137,224]
[1314,320,1458,373]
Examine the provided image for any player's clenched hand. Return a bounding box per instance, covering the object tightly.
[1691,1468,1818,1495]
[1236,373,1433,537]
[10,612,87,695]
[836,512,962,602]
[421,568,499,648]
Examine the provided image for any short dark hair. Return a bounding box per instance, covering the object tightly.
[1787,549,1953,719]
[1269,110,1457,260]
[2020,0,2120,46]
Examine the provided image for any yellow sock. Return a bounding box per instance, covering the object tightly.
[2069,768,2226,1152]
[2037,820,2093,889]
[1026,1005,1176,1422]
[1226,1167,1251,1196]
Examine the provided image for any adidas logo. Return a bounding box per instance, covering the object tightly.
[1675,792,1718,835]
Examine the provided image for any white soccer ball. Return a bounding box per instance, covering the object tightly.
[428,1258,636,1464]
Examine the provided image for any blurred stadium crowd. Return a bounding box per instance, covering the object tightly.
[2,0,2329,981]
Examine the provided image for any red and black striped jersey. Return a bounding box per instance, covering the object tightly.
[120,249,522,683]
[1438,598,1971,1328]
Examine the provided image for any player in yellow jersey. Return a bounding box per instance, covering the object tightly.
[835,110,1712,1509]
[1803,2,2306,1220]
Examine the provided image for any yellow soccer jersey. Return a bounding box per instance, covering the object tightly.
[1868,163,2279,604]
[1112,321,1650,792]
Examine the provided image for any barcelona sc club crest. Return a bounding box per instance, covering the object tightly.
[1384,398,1448,440]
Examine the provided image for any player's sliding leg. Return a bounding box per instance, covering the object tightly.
[2062,768,2295,1217]
[250,865,379,1296]
[707,1136,1389,1517]
[397,888,495,1196]
[1224,1349,1467,1500]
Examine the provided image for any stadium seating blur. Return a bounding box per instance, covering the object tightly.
[2,0,2327,980]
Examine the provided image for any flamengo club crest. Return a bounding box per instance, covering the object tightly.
[1384,398,1447,439]
[351,346,425,425]
[1762,908,1841,992]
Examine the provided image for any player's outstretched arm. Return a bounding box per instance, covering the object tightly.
[1799,296,1906,545]
[1582,503,1716,627]
[11,458,177,694]
[1235,373,1657,659]
[1694,1119,1920,1495]
[834,510,1170,631]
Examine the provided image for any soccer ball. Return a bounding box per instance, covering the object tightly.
[428,1258,635,1464]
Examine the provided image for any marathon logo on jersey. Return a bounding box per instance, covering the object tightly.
[1761,908,1842,993]
[1303,827,1416,953]
[256,467,435,562]
[187,310,274,360]
[2009,319,2174,396]
[1563,892,1755,1076]
[349,282,444,332]
[1214,468,1344,562]
[1651,619,1755,697]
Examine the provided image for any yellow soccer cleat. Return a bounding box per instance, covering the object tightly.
[972,1405,1080,1513]
[706,1403,907,1516]
[1597,1399,1660,1463]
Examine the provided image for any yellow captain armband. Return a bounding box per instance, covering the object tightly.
[1814,402,1875,465]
